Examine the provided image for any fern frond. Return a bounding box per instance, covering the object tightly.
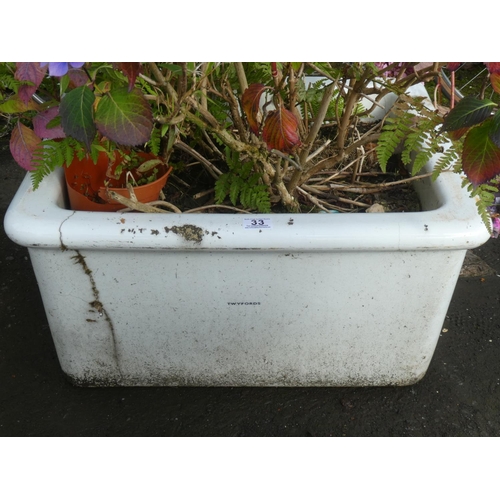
[214,147,271,212]
[432,146,461,181]
[377,114,412,171]
[147,127,161,156]
[411,149,434,176]
[29,137,82,189]
[214,173,231,204]
[229,176,243,206]
[462,179,498,234]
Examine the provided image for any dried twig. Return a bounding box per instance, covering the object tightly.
[193,188,215,200]
[296,186,332,212]
[174,140,223,179]
[109,191,182,213]
[329,171,433,194]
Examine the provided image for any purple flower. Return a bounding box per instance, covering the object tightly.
[40,62,84,77]
[492,217,500,238]
[374,62,413,78]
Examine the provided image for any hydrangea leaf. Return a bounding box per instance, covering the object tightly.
[442,96,496,135]
[67,68,90,89]
[262,107,301,153]
[448,127,469,141]
[462,120,500,185]
[490,72,500,94]
[0,96,40,113]
[33,106,66,139]
[9,122,41,171]
[15,62,47,105]
[117,63,142,91]
[95,87,153,146]
[242,83,267,135]
[59,85,96,150]
[446,62,461,71]
[488,111,500,148]
[485,62,500,74]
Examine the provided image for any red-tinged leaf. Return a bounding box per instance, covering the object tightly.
[95,87,153,146]
[67,68,90,89]
[490,72,500,94]
[262,107,301,154]
[9,122,41,171]
[462,120,500,185]
[33,106,66,139]
[485,62,500,74]
[59,86,96,150]
[242,83,267,135]
[442,96,496,133]
[448,128,469,141]
[446,62,461,71]
[118,63,142,91]
[15,63,47,104]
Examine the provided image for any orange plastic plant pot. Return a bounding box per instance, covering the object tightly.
[64,152,172,211]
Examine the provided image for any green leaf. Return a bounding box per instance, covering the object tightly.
[59,86,96,150]
[489,111,500,148]
[442,96,496,136]
[462,119,500,185]
[137,159,163,173]
[95,87,153,146]
[0,96,39,113]
[60,74,70,94]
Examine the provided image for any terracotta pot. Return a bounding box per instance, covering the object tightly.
[64,152,172,211]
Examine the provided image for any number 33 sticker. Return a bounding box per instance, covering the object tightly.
[243,218,272,229]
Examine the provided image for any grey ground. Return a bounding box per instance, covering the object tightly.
[1,140,500,437]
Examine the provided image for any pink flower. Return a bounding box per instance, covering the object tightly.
[374,62,413,78]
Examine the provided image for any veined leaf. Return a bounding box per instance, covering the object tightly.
[9,121,41,170]
[485,62,500,74]
[67,68,90,89]
[0,96,40,113]
[448,127,470,141]
[241,83,267,135]
[33,106,66,139]
[95,87,153,146]
[262,107,301,153]
[118,63,142,91]
[490,72,500,94]
[447,63,461,71]
[490,111,500,148]
[462,120,500,185]
[442,96,496,134]
[15,62,47,104]
[60,86,96,150]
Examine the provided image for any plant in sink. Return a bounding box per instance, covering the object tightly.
[1,61,498,224]
[1,62,496,387]
[118,62,498,230]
